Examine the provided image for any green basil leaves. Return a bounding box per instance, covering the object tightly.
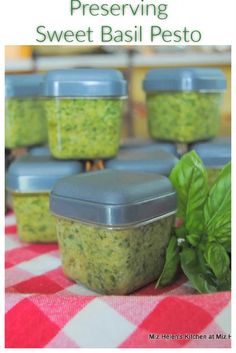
[156,152,231,293]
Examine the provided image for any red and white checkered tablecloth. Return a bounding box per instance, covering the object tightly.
[5,211,231,348]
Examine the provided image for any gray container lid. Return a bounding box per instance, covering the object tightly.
[29,146,51,156]
[42,69,127,97]
[6,155,83,193]
[105,150,178,176]
[143,68,226,92]
[5,74,44,97]
[120,138,178,156]
[50,169,176,227]
[190,137,231,167]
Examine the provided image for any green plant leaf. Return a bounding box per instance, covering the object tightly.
[156,236,180,288]
[170,151,208,235]
[204,242,230,279]
[180,247,218,293]
[204,163,231,252]
[217,270,231,291]
[186,233,201,247]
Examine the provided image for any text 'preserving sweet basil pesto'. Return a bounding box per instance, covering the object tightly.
[6,155,83,243]
[5,74,47,148]
[43,69,127,159]
[50,170,177,294]
[190,137,231,186]
[143,68,226,143]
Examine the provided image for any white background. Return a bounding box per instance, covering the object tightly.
[0,0,235,44]
[0,0,235,351]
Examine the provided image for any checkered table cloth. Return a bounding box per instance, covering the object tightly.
[5,211,231,348]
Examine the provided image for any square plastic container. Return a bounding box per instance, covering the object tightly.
[6,156,83,243]
[190,137,231,186]
[105,149,178,176]
[50,170,177,294]
[143,68,226,143]
[5,74,47,148]
[43,69,127,159]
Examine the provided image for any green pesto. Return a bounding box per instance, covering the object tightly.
[147,92,223,143]
[5,98,48,148]
[13,193,57,243]
[207,167,221,187]
[45,98,124,159]
[56,215,174,294]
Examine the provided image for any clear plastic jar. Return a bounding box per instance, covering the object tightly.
[56,215,174,295]
[12,192,56,243]
[6,156,83,243]
[43,69,127,159]
[5,74,47,148]
[50,170,177,294]
[143,68,226,143]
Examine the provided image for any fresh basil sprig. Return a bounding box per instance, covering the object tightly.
[155,235,180,288]
[204,163,231,252]
[156,152,231,293]
[169,151,208,235]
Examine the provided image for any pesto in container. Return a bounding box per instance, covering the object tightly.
[6,155,83,243]
[143,68,226,143]
[43,69,127,159]
[190,137,231,186]
[105,150,178,176]
[50,170,176,294]
[5,74,47,148]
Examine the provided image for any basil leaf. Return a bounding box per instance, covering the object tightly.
[204,163,231,251]
[170,151,208,235]
[186,233,201,247]
[204,242,230,279]
[180,247,218,293]
[218,270,231,291]
[156,236,180,288]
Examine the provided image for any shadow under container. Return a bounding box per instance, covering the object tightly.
[143,68,226,143]
[5,74,47,148]
[50,170,177,295]
[105,149,178,177]
[190,137,231,186]
[42,69,127,160]
[6,155,83,243]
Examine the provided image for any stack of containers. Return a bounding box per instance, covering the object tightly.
[143,67,227,156]
[6,66,229,294]
[40,69,178,293]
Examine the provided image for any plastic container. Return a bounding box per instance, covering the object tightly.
[143,68,226,143]
[6,156,83,243]
[120,138,178,156]
[43,69,127,159]
[190,137,231,185]
[105,150,178,176]
[5,74,47,148]
[50,170,176,294]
